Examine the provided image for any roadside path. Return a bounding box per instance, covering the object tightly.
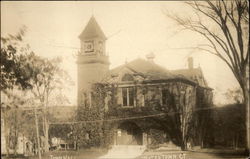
[136,150,248,159]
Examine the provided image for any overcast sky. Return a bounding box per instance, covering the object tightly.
[1,1,239,105]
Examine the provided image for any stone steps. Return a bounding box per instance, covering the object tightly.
[100,145,146,159]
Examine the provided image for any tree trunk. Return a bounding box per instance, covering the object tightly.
[243,82,249,154]
[43,93,50,153]
[43,115,49,152]
[34,108,42,159]
[3,112,10,157]
[14,129,17,156]
[14,109,18,156]
[235,133,239,150]
[200,129,203,149]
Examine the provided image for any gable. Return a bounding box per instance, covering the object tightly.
[172,68,208,87]
[108,66,144,83]
[110,58,174,81]
[109,58,209,88]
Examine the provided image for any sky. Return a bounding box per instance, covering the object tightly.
[1,1,240,105]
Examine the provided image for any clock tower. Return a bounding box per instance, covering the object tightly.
[77,16,110,106]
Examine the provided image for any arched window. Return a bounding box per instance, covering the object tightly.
[121,73,134,81]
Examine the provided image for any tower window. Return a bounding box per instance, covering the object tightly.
[122,87,135,107]
[97,41,104,55]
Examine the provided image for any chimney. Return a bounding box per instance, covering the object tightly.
[188,57,193,69]
[146,52,155,63]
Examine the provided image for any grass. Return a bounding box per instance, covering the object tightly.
[34,149,107,159]
[2,148,248,159]
[1,148,108,159]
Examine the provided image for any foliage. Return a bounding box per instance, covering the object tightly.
[74,84,107,148]
[148,129,166,146]
[1,27,73,155]
[193,87,214,147]
[49,124,73,142]
[212,104,245,148]
[224,88,243,104]
[18,50,73,152]
[75,81,213,150]
[19,53,72,104]
[1,27,37,155]
[3,106,44,154]
[0,26,32,90]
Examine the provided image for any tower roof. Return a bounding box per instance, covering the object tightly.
[79,16,107,40]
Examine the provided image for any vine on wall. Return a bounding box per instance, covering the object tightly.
[73,80,213,150]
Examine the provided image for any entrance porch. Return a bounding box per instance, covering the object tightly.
[113,121,148,146]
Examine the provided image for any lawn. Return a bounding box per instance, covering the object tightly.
[1,148,249,159]
[32,149,108,159]
[1,149,108,159]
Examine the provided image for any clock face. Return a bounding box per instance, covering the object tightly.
[84,41,94,53]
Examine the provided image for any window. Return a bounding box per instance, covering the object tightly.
[122,87,135,106]
[98,41,103,54]
[162,89,172,105]
[121,74,134,81]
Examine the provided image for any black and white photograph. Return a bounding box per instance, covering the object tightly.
[1,1,249,159]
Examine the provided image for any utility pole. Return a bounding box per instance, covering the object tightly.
[43,98,50,153]
[34,107,42,159]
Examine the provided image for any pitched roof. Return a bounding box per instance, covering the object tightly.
[172,67,208,87]
[110,58,209,88]
[110,58,175,80]
[79,16,106,40]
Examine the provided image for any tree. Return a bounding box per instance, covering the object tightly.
[165,0,249,152]
[212,104,245,149]
[3,100,44,157]
[224,87,243,104]
[1,27,34,156]
[1,27,72,157]
[147,84,213,150]
[1,26,32,90]
[20,53,72,153]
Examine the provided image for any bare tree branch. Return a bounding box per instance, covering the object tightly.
[165,0,249,151]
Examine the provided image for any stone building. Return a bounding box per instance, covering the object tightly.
[76,16,213,149]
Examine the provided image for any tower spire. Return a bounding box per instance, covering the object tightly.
[79,16,106,40]
[77,16,109,106]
